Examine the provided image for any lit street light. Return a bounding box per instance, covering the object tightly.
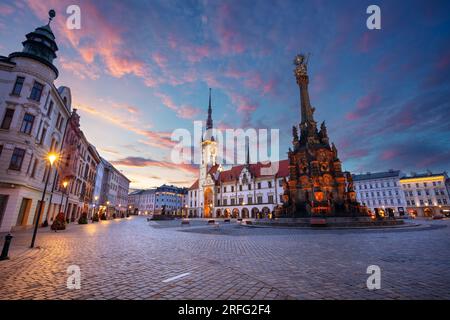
[31,152,58,248]
[59,179,69,211]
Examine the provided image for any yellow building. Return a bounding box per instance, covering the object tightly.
[400,173,450,217]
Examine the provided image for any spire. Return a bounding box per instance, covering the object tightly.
[245,141,250,166]
[206,88,213,130]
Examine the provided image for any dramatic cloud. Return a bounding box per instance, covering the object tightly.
[111,156,198,175]
[4,0,447,188]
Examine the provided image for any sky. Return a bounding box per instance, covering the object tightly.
[1,0,449,189]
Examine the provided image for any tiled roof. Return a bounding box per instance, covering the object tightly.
[187,159,289,190]
[219,159,289,183]
[189,180,199,190]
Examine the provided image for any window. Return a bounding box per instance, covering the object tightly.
[0,145,2,157]
[239,185,242,191]
[30,159,38,178]
[238,198,243,205]
[231,198,235,205]
[279,179,283,187]
[279,195,283,202]
[257,196,263,204]
[39,127,47,145]
[47,101,54,117]
[268,195,274,203]
[9,148,26,171]
[29,82,44,102]
[248,196,253,205]
[248,184,252,190]
[1,108,15,130]
[231,186,234,192]
[11,76,25,96]
[268,181,272,188]
[20,113,35,134]
[257,182,261,189]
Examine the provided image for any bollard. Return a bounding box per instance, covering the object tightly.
[0,233,13,261]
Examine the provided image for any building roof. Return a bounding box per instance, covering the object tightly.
[218,159,289,183]
[352,170,401,181]
[189,180,199,190]
[188,159,289,190]
[400,172,448,182]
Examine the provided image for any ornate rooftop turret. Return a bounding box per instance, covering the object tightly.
[9,9,59,77]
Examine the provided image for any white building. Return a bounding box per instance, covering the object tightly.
[187,90,289,219]
[400,172,450,217]
[352,170,407,217]
[0,17,72,232]
[98,158,130,217]
[128,185,187,215]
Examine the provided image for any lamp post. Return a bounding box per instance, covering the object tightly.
[59,180,69,210]
[106,201,110,219]
[31,152,58,248]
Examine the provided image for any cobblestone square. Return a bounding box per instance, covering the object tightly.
[1,216,449,300]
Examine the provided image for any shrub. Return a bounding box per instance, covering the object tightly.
[92,212,99,222]
[51,213,66,231]
[78,212,88,224]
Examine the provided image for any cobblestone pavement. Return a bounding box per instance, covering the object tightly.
[0,216,449,300]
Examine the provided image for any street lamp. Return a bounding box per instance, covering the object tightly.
[59,179,69,211]
[31,152,58,248]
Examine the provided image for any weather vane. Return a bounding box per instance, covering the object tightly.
[48,9,56,25]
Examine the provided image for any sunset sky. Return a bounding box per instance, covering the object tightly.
[1,0,449,189]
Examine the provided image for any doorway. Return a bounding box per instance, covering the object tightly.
[16,198,32,226]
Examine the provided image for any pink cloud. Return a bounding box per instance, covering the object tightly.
[214,4,245,55]
[0,3,14,15]
[357,33,371,53]
[152,52,168,68]
[380,149,398,161]
[59,57,100,80]
[345,92,381,120]
[155,92,201,120]
[110,157,198,175]
[26,0,158,86]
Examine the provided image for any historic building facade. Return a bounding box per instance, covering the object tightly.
[57,109,101,221]
[128,184,187,215]
[279,55,367,217]
[97,158,130,218]
[400,172,450,217]
[187,90,289,218]
[353,170,407,217]
[0,15,72,232]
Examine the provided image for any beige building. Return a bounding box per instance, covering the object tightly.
[0,19,72,232]
[400,172,450,217]
[100,158,130,218]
